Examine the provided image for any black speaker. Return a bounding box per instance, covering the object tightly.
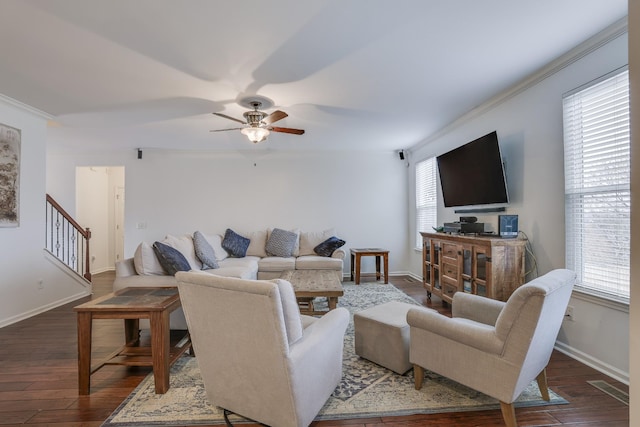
[499,215,518,238]
[398,150,405,160]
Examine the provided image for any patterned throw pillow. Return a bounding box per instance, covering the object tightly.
[314,236,346,257]
[265,228,298,258]
[152,241,191,275]
[193,231,219,269]
[222,228,251,258]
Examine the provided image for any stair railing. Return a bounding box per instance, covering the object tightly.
[45,194,92,281]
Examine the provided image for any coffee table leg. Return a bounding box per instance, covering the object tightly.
[328,297,338,310]
[124,318,140,346]
[384,253,389,284]
[150,310,170,394]
[77,312,92,395]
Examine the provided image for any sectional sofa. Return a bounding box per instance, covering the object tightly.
[113,228,346,329]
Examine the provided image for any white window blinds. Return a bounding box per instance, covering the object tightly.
[415,157,437,247]
[563,68,630,301]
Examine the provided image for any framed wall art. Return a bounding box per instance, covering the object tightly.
[0,123,21,227]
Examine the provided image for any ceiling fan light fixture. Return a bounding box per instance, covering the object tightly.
[241,127,270,143]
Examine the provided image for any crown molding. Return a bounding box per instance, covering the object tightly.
[0,93,52,120]
[410,16,628,154]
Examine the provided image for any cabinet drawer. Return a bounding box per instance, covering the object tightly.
[441,261,458,280]
[441,280,459,302]
[441,242,460,259]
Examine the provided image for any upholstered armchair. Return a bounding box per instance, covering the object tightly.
[408,269,575,427]
[175,271,349,427]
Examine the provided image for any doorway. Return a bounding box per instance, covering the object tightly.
[76,166,125,274]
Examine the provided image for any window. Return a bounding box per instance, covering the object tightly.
[415,157,437,248]
[563,67,630,301]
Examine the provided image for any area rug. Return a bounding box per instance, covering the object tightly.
[102,282,567,426]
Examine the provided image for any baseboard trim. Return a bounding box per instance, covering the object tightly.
[554,341,629,385]
[0,290,90,328]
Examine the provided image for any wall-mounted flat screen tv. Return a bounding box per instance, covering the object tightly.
[436,131,509,208]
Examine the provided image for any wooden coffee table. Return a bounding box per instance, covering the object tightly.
[280,270,344,316]
[73,287,191,395]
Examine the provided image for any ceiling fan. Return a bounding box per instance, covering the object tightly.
[210,100,305,143]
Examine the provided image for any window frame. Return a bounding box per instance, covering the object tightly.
[415,157,438,249]
[562,66,630,304]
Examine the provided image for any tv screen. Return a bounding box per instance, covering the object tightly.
[436,131,509,208]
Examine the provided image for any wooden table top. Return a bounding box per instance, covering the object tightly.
[74,287,180,313]
[350,248,389,254]
[280,270,343,296]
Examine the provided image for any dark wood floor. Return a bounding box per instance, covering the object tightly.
[0,272,629,426]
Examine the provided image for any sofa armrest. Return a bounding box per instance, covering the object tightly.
[289,307,349,364]
[407,307,504,355]
[451,292,505,326]
[331,248,346,260]
[115,258,137,278]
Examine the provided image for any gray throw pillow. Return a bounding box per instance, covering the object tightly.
[266,228,298,258]
[152,241,191,275]
[314,236,346,257]
[193,231,219,269]
[222,228,250,258]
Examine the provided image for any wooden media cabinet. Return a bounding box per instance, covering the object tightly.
[420,232,526,304]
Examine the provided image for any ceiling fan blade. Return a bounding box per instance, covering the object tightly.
[271,126,305,135]
[209,127,245,132]
[262,110,288,125]
[213,112,246,124]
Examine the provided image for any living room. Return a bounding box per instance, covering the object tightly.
[0,1,638,424]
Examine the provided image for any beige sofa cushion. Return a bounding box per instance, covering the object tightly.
[244,230,268,257]
[258,256,296,272]
[299,228,336,256]
[203,233,229,261]
[295,255,343,270]
[133,242,166,275]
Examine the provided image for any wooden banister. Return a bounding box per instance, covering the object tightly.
[45,194,92,282]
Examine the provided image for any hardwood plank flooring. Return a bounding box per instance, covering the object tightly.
[0,272,629,426]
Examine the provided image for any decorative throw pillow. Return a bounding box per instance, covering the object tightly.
[266,228,298,258]
[299,228,336,256]
[133,242,166,275]
[222,228,251,258]
[193,231,219,269]
[152,241,191,275]
[314,236,346,257]
[162,234,203,270]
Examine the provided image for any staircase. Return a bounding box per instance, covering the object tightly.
[45,194,92,282]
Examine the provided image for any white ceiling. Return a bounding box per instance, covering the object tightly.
[0,0,628,153]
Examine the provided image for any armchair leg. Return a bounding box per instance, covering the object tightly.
[536,369,551,401]
[413,364,424,390]
[499,401,518,427]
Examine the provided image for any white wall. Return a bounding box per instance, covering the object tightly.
[47,149,410,277]
[408,29,629,381]
[0,97,90,328]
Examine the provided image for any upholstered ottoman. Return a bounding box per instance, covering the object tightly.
[354,300,420,374]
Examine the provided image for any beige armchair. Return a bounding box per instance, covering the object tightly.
[408,269,575,427]
[175,271,349,427]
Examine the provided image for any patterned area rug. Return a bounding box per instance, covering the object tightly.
[102,282,567,426]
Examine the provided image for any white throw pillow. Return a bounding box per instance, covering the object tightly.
[162,234,202,270]
[133,242,166,275]
[299,228,336,256]
[203,233,229,261]
[244,230,268,257]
